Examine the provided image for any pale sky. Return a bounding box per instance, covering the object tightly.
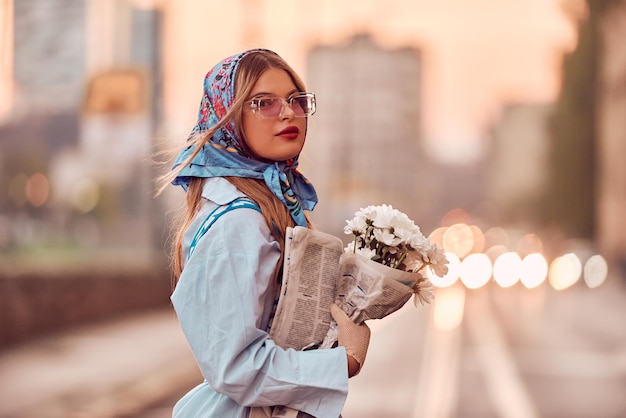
[163,0,583,163]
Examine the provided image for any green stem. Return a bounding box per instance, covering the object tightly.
[416,261,432,274]
[394,249,408,269]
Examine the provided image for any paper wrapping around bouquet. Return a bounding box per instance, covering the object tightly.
[334,252,421,324]
[319,252,423,349]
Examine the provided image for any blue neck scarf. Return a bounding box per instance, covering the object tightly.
[171,49,317,227]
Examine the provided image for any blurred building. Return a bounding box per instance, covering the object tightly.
[304,34,428,235]
[0,0,13,123]
[485,103,553,225]
[0,0,164,258]
[597,2,626,263]
[12,0,86,116]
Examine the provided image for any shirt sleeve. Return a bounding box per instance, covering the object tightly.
[171,205,349,417]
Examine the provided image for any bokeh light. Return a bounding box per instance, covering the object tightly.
[430,212,609,291]
[25,172,50,207]
[485,244,508,263]
[520,253,548,288]
[583,255,608,289]
[493,251,522,287]
[469,225,485,254]
[483,226,510,248]
[443,223,475,259]
[71,179,100,213]
[428,226,447,249]
[516,233,544,257]
[428,252,460,288]
[441,208,472,227]
[433,284,465,332]
[549,253,582,290]
[459,253,492,289]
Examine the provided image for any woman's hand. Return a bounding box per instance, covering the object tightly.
[330,304,371,377]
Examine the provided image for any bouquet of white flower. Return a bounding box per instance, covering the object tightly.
[319,205,448,348]
[344,204,448,304]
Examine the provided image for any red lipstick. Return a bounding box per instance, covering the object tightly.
[277,126,300,140]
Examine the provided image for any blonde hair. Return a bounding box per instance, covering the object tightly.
[158,50,313,284]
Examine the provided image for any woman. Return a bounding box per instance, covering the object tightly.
[160,49,371,417]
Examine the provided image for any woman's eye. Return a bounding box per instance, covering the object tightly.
[257,98,275,108]
[292,97,307,111]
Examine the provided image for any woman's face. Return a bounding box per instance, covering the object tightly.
[242,68,308,162]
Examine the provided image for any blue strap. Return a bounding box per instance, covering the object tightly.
[187,199,261,260]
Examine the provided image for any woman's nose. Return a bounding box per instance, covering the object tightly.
[279,100,296,120]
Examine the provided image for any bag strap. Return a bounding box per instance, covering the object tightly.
[187,198,261,260]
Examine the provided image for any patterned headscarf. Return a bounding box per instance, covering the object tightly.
[171,49,318,227]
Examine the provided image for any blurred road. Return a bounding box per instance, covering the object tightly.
[0,309,201,418]
[343,277,626,418]
[1,278,625,418]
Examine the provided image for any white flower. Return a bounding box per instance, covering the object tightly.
[355,247,377,260]
[409,233,430,251]
[344,204,448,282]
[412,277,435,306]
[344,241,358,254]
[394,211,419,232]
[404,251,425,272]
[370,205,392,225]
[344,216,368,236]
[394,227,417,245]
[426,247,449,277]
[355,205,377,222]
[373,228,401,246]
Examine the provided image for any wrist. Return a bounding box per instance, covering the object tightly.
[347,354,360,378]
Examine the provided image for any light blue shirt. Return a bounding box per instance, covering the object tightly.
[171,177,349,418]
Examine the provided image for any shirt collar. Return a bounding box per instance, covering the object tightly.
[201,177,247,206]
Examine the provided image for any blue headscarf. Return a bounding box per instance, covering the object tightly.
[172,49,318,227]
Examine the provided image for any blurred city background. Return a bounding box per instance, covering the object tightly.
[1,0,625,417]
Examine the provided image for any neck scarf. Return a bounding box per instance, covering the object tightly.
[171,49,318,227]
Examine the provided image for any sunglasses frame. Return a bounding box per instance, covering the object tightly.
[247,92,316,118]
